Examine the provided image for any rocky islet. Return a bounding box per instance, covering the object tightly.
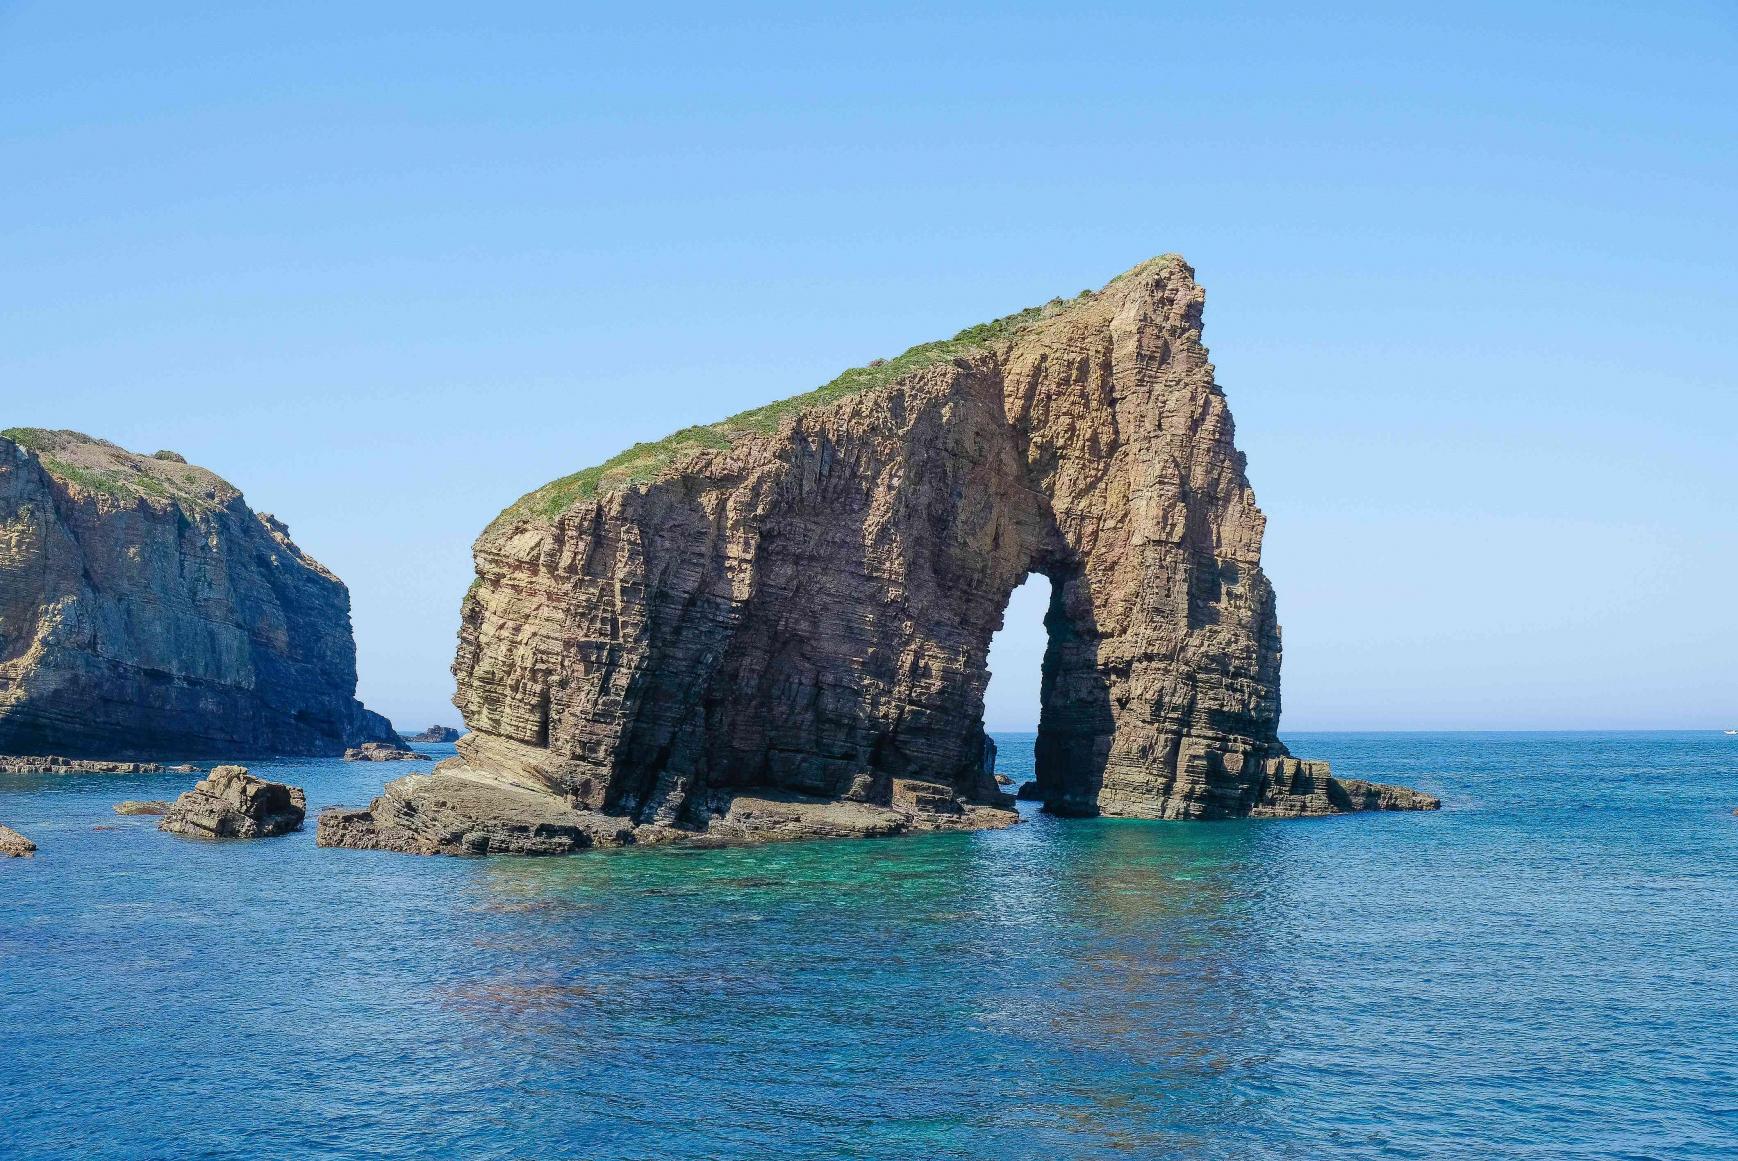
[325,255,1437,857]
[158,765,307,839]
[344,742,425,762]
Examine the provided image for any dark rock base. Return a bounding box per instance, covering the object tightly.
[317,770,1018,858]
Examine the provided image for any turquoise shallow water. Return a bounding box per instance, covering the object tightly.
[2,731,1735,1159]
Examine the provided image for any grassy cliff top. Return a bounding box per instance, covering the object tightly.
[493,254,1188,529]
[2,427,239,510]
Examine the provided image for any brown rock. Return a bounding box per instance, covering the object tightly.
[344,742,424,762]
[158,765,306,839]
[0,824,35,857]
[0,429,399,758]
[114,800,171,816]
[332,256,1434,856]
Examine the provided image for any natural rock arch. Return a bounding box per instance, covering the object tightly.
[321,256,1436,856]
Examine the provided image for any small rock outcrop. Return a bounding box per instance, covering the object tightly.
[0,824,35,856]
[1249,756,1440,817]
[158,765,306,839]
[114,800,170,816]
[328,256,1436,856]
[1015,781,1043,801]
[0,429,400,758]
[406,725,462,743]
[344,742,423,762]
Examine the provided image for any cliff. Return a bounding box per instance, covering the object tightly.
[0,429,398,757]
[325,256,1435,855]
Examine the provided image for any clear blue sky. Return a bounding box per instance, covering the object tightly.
[3,2,1733,732]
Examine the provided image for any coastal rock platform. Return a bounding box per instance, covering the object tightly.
[0,755,192,775]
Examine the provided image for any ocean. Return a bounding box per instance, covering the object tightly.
[2,732,1734,1159]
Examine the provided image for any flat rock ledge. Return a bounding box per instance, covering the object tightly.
[115,800,171,816]
[1,824,36,857]
[317,770,1018,858]
[159,766,306,839]
[1249,757,1440,818]
[1,755,196,775]
[344,743,424,762]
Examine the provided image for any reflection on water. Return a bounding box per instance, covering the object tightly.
[2,733,1736,1158]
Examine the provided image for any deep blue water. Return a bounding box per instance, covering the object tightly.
[2,732,1735,1159]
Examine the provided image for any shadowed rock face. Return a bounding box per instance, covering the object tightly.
[0,430,398,758]
[332,256,1435,855]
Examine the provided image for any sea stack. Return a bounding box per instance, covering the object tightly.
[327,256,1437,856]
[0,429,399,758]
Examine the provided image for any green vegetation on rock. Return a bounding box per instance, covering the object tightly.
[3,427,217,509]
[1,427,49,452]
[493,287,1108,529]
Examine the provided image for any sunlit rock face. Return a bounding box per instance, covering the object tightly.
[337,256,1433,856]
[0,429,398,758]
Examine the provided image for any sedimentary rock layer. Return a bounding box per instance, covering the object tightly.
[0,430,398,758]
[330,255,1436,855]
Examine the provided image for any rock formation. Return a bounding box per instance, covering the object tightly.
[344,742,424,762]
[158,765,305,838]
[0,824,35,856]
[327,255,1436,856]
[114,800,170,816]
[0,429,399,758]
[407,725,462,743]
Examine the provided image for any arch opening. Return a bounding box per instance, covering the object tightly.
[982,569,1110,815]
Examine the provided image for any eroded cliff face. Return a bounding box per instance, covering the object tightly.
[327,256,1434,855]
[0,430,398,758]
